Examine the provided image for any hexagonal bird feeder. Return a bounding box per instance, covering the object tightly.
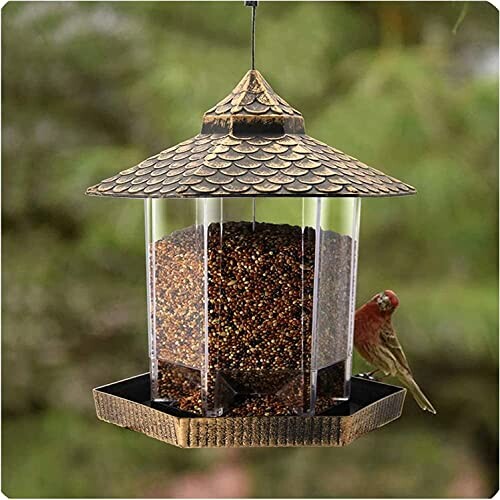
[87,3,412,448]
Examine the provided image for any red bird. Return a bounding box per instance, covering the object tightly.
[354,290,436,414]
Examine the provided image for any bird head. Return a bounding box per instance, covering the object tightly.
[373,290,399,314]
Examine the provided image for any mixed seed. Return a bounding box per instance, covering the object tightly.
[151,221,353,416]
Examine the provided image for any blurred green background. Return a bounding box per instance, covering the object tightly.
[2,1,498,497]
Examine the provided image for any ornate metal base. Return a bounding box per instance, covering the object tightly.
[93,373,406,448]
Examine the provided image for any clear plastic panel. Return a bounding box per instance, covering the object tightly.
[208,198,310,416]
[311,198,361,414]
[145,197,360,417]
[146,198,205,414]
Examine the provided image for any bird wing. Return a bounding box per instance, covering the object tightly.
[379,320,413,376]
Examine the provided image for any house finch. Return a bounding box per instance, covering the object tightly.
[354,290,436,414]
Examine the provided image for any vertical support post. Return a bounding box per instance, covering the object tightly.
[201,198,210,413]
[309,197,323,415]
[344,198,361,398]
[145,199,158,400]
[200,198,224,417]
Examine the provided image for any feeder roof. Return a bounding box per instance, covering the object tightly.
[86,70,415,198]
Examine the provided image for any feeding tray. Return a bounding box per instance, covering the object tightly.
[93,373,406,448]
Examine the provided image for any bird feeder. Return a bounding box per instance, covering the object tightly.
[87,4,414,448]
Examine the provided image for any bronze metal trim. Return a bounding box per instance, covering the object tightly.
[93,373,406,448]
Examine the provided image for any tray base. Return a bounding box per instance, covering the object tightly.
[93,373,406,448]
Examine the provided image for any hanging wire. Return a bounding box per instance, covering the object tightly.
[245,1,258,69]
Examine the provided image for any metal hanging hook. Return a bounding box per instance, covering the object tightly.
[244,1,258,70]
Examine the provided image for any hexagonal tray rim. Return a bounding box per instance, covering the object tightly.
[94,373,406,448]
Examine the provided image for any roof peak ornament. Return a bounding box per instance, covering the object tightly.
[202,70,305,135]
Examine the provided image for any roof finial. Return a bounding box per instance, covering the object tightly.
[245,1,258,70]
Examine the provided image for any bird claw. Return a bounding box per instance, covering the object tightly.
[357,372,378,381]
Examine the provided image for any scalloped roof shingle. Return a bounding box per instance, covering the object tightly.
[86,70,415,198]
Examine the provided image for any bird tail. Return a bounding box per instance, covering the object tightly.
[402,375,437,414]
